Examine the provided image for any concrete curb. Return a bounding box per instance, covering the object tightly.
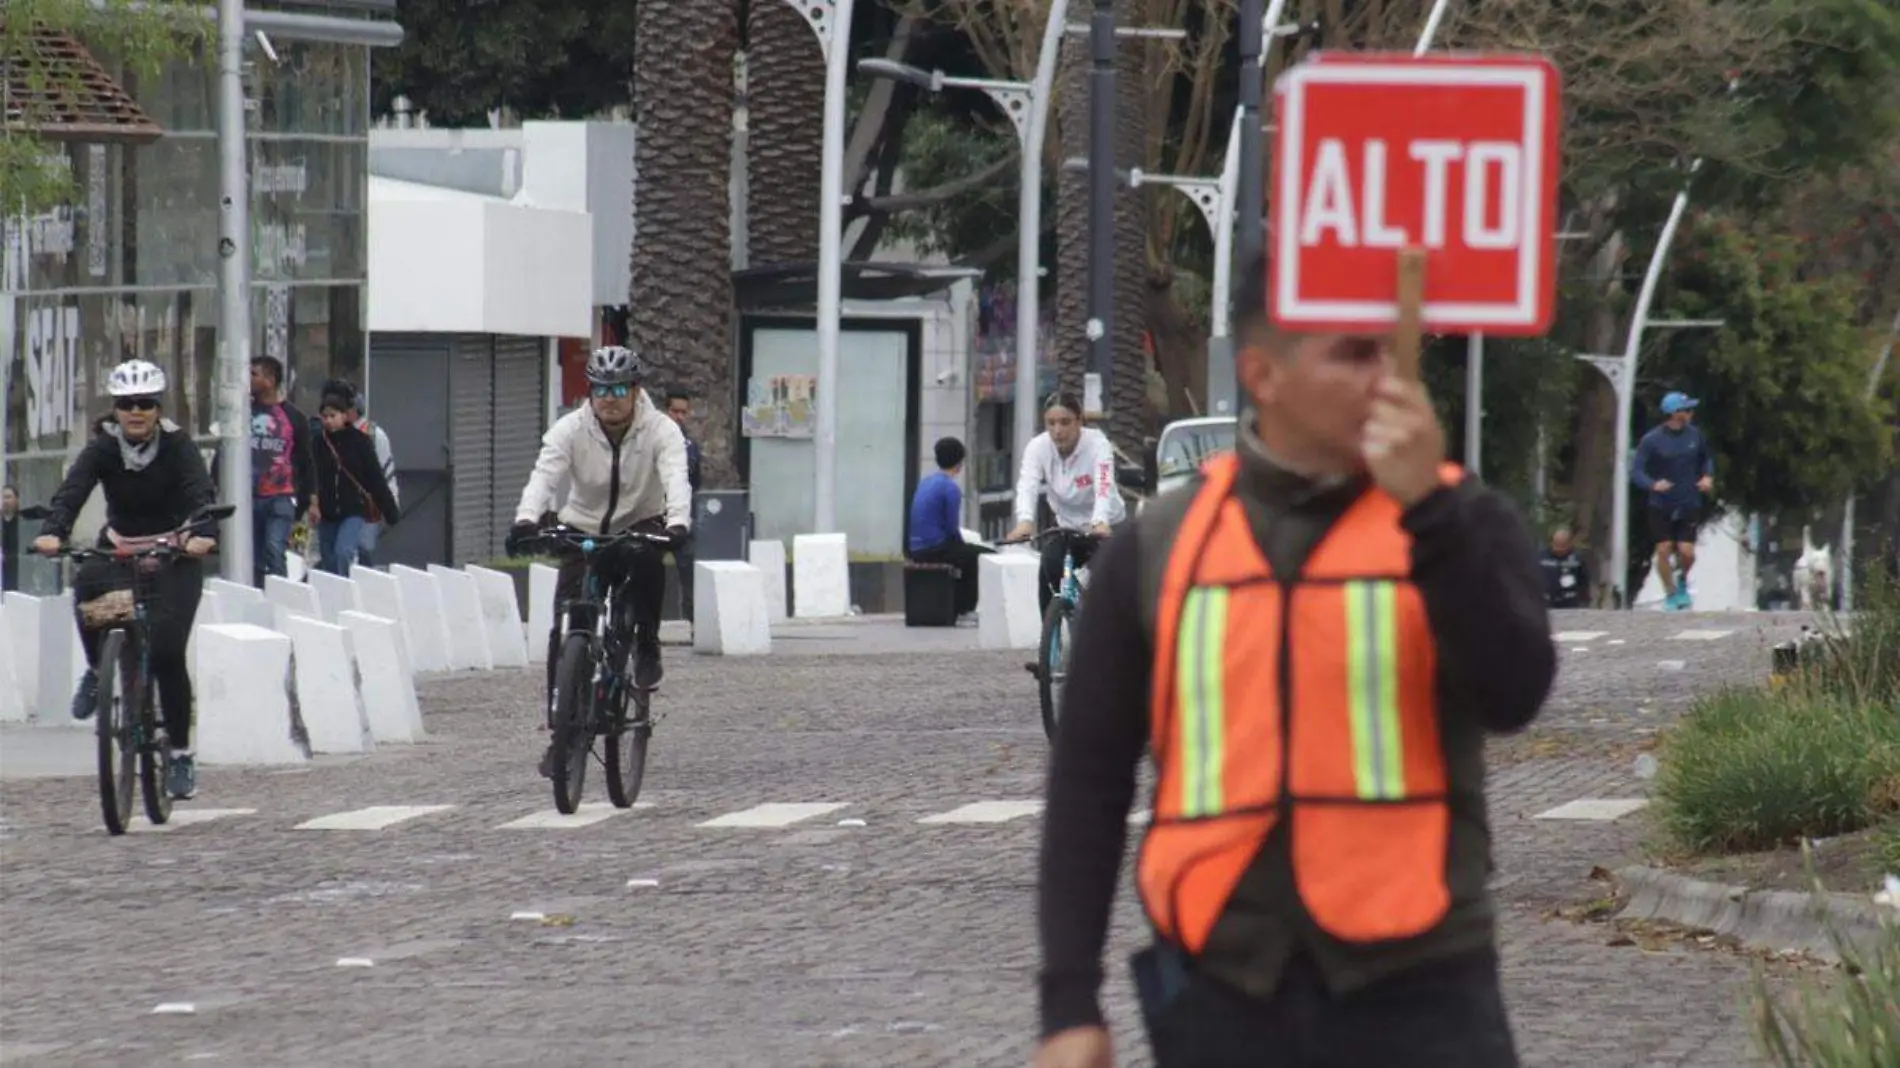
[1614,865,1890,962]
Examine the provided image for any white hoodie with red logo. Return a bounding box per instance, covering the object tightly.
[1014,427,1127,531]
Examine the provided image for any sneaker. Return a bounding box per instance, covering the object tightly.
[633,640,663,690]
[167,751,197,800]
[70,669,98,721]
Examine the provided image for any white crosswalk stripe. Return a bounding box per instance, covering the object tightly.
[494,802,650,829]
[1669,629,1735,641]
[294,805,455,831]
[917,800,1042,824]
[697,802,850,828]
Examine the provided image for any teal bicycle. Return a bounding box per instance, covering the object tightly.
[1006,528,1103,740]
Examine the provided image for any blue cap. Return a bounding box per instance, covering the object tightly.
[1661,391,1699,414]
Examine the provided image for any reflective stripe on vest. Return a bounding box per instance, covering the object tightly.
[1139,452,1460,952]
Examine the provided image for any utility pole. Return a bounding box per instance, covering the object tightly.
[216,0,255,583]
[1083,0,1118,422]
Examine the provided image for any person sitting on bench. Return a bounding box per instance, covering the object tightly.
[907,436,989,622]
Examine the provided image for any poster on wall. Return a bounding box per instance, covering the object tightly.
[741,374,816,439]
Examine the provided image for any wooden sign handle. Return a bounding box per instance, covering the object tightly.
[1395,246,1426,382]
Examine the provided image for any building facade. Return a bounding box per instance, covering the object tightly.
[2,18,376,592]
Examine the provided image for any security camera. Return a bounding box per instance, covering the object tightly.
[254,29,279,63]
[934,369,957,385]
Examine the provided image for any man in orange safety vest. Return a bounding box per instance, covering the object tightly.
[1032,249,1557,1068]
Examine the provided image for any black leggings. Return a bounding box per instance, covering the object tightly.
[72,557,203,749]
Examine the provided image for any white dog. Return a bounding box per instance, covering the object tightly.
[1793,528,1833,611]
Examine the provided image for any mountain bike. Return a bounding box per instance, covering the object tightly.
[1003,528,1104,740]
[525,524,675,814]
[55,503,234,835]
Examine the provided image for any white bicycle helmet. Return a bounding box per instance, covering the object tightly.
[585,345,646,386]
[107,359,168,398]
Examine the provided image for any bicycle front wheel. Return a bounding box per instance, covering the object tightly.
[549,633,595,814]
[139,674,173,826]
[605,691,650,809]
[94,629,136,835]
[1037,598,1075,740]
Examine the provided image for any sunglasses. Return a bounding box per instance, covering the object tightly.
[114,397,159,412]
[591,383,634,399]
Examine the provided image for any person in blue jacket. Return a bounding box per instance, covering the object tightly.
[1632,391,1715,611]
[907,437,988,621]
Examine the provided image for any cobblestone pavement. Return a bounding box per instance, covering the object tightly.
[0,610,1822,1067]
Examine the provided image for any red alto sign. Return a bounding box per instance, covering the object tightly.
[1268,53,1563,336]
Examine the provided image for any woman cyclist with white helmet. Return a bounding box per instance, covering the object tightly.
[34,359,219,800]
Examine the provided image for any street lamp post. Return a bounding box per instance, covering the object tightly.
[780,0,856,535]
[216,0,255,583]
[1084,0,1117,420]
[859,0,1068,479]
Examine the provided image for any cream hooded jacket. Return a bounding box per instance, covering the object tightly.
[514,392,693,533]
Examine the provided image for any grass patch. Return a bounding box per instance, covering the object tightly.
[1752,868,1900,1066]
[1653,688,1900,854]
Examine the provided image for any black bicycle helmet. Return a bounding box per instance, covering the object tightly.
[585,345,645,386]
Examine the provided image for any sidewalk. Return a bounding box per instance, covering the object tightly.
[660,613,987,657]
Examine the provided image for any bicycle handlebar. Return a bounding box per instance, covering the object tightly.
[41,503,235,563]
[998,528,1108,548]
[525,524,677,555]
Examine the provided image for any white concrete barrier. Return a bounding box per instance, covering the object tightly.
[466,565,529,668]
[693,561,772,656]
[748,539,789,622]
[339,611,425,743]
[527,562,559,664]
[979,552,1042,650]
[287,549,308,583]
[792,533,849,619]
[186,588,225,676]
[205,578,273,628]
[192,623,307,766]
[3,594,42,722]
[427,564,494,671]
[308,569,360,623]
[0,599,25,723]
[282,614,371,755]
[265,575,322,627]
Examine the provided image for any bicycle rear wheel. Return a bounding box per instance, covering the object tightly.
[605,690,650,809]
[139,674,173,826]
[1037,598,1075,740]
[94,630,136,835]
[549,633,595,814]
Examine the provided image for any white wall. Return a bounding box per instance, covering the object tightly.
[368,177,592,338]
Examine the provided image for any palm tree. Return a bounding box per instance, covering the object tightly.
[744,0,824,268]
[1053,0,1152,460]
[632,0,741,486]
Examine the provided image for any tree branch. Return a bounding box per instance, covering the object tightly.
[952,212,1057,274]
[854,150,1019,214]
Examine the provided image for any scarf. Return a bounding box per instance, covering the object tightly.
[106,418,180,473]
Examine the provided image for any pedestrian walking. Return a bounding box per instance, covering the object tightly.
[1033,251,1557,1068]
[2,484,20,592]
[1632,391,1715,611]
[1540,527,1592,609]
[311,387,401,576]
[663,388,701,625]
[244,356,315,587]
[324,380,399,567]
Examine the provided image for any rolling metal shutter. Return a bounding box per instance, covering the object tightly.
[448,334,495,563]
[490,336,546,542]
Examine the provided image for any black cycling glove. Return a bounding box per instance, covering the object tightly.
[505,520,540,557]
[666,524,690,546]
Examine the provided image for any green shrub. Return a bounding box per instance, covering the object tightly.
[1654,689,1900,854]
[1787,568,1900,709]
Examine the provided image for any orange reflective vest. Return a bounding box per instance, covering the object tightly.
[1137,452,1462,953]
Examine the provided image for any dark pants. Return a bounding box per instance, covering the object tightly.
[543,528,666,719]
[1141,948,1518,1068]
[252,495,296,587]
[673,539,695,624]
[73,557,204,750]
[909,541,990,615]
[1039,531,1102,616]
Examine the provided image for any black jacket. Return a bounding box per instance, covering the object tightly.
[313,424,401,525]
[39,424,218,546]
